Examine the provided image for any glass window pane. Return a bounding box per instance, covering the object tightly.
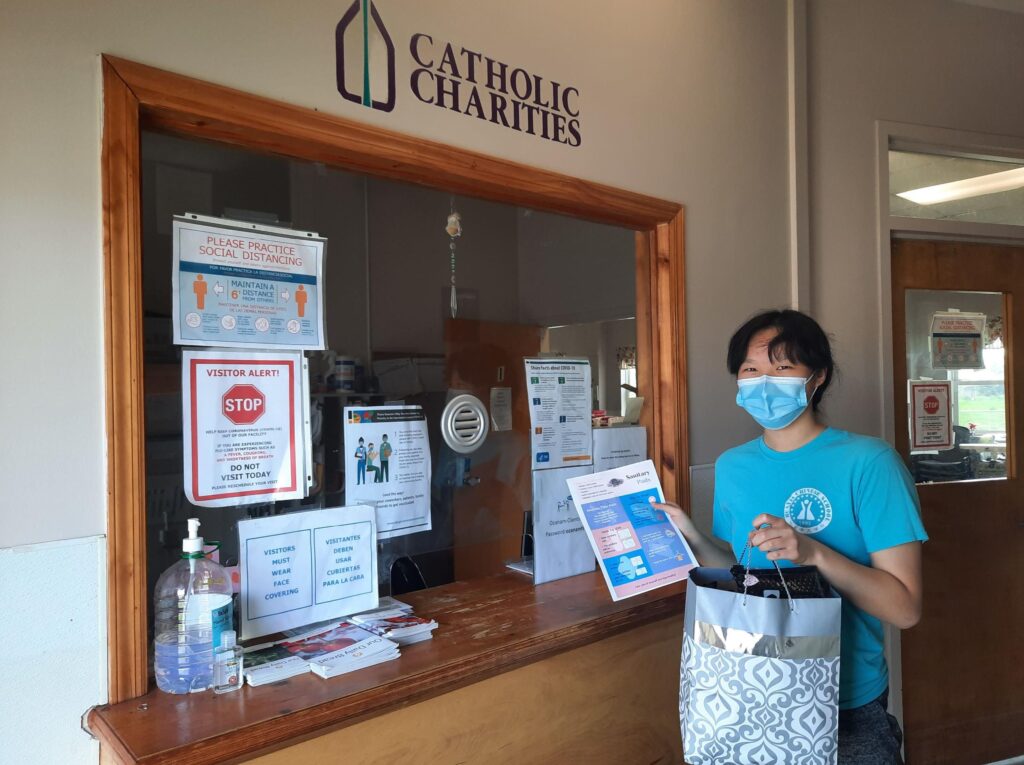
[905,289,1007,482]
[889,149,1024,227]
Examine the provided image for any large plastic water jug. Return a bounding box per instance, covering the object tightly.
[153,519,233,694]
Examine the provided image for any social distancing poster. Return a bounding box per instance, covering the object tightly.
[172,215,327,351]
[182,349,312,507]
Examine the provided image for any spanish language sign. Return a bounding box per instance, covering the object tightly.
[567,460,696,601]
[182,350,311,507]
[531,465,596,585]
[237,506,378,640]
[909,380,954,452]
[172,214,326,350]
[930,311,985,370]
[524,358,593,470]
[344,406,432,539]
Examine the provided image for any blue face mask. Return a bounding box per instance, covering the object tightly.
[735,374,816,430]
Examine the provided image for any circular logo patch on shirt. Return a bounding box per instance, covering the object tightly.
[783,488,833,534]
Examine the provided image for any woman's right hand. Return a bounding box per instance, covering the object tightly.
[651,501,695,538]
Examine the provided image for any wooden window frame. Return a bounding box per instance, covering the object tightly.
[101,54,688,703]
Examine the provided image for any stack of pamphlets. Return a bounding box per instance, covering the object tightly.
[242,644,311,687]
[350,601,438,646]
[243,620,399,686]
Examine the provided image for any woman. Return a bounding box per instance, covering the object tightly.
[656,309,927,765]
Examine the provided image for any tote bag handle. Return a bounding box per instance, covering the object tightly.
[738,523,796,610]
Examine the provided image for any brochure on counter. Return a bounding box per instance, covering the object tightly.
[566,459,697,601]
[351,610,438,646]
[244,620,399,685]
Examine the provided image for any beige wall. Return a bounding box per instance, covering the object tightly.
[807,0,1024,435]
[0,0,790,550]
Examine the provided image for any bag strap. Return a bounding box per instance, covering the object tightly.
[739,524,796,612]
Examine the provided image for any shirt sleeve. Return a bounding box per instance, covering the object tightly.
[855,447,929,554]
[711,459,732,544]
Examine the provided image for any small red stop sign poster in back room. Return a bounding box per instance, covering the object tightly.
[909,380,953,452]
[183,350,310,507]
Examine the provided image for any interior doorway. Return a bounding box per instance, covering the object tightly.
[891,238,1024,764]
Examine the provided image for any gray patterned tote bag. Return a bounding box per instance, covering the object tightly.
[679,563,842,765]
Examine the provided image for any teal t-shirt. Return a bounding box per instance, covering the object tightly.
[711,427,928,710]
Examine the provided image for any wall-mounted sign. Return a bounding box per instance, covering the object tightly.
[182,350,311,507]
[909,380,954,452]
[524,358,593,470]
[238,506,378,640]
[930,311,985,370]
[335,1,582,147]
[343,405,432,539]
[172,215,326,351]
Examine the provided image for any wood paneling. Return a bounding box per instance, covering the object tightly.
[100,52,687,724]
[245,618,684,765]
[89,572,685,765]
[102,57,149,702]
[892,239,1024,765]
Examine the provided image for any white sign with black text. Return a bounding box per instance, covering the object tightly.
[237,506,378,640]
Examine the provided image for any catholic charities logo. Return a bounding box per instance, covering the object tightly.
[335,1,582,146]
[336,0,396,112]
[783,488,833,535]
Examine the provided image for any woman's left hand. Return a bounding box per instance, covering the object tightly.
[749,514,821,565]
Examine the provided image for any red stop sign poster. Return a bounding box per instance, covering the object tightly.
[183,350,309,507]
[909,381,953,451]
[223,384,266,425]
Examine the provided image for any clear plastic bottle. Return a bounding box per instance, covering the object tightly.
[213,630,243,694]
[153,519,233,694]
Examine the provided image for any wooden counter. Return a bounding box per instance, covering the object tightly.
[89,572,686,764]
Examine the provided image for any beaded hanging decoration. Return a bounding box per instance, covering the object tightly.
[445,201,462,318]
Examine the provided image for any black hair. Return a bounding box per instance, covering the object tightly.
[358,437,364,442]
[726,309,835,411]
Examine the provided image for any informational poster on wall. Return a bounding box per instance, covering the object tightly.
[237,506,378,640]
[567,460,697,601]
[182,349,311,507]
[343,406,432,539]
[524,358,593,470]
[172,214,326,350]
[909,380,954,452]
[930,311,985,370]
[592,426,647,471]
[531,465,596,585]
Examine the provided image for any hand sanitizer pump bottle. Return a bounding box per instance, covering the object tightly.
[213,630,244,694]
[153,518,234,694]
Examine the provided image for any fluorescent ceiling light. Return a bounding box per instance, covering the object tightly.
[897,165,1024,205]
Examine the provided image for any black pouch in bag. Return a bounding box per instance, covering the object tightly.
[729,564,831,599]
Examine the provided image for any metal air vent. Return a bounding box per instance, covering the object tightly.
[440,394,490,454]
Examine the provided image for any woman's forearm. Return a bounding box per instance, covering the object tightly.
[681,525,736,569]
[808,542,922,629]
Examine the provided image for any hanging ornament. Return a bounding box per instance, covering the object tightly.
[445,201,462,318]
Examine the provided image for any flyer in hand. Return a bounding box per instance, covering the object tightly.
[566,459,697,601]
